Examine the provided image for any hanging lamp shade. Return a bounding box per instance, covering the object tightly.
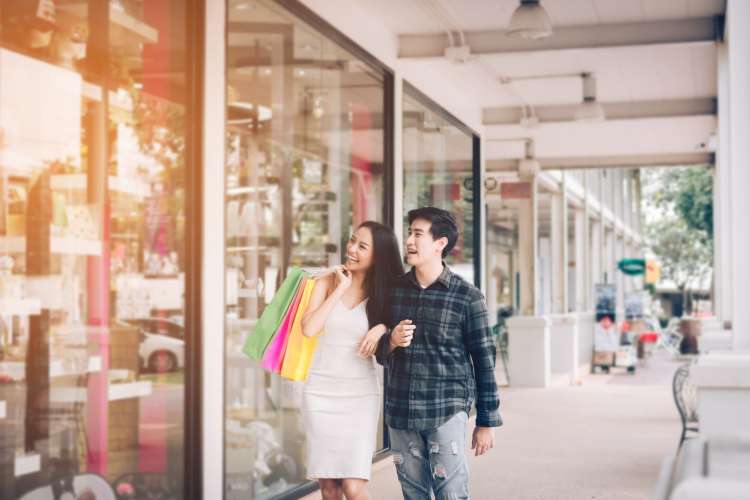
[507,0,553,40]
[575,73,606,122]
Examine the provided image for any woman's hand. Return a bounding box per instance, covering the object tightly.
[390,319,415,349]
[358,324,387,358]
[334,265,352,291]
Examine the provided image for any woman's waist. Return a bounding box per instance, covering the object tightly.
[304,371,380,393]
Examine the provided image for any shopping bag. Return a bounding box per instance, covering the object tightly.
[293,325,318,381]
[242,267,305,360]
[261,277,308,373]
[280,278,319,381]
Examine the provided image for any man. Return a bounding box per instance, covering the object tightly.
[376,207,502,500]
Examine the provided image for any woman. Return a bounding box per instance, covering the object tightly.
[301,221,403,500]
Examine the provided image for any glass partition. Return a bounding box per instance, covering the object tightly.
[224,1,390,497]
[403,84,477,285]
[0,1,192,498]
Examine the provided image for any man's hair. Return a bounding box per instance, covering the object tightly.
[407,207,459,259]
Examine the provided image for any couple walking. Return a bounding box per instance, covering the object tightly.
[300,207,502,500]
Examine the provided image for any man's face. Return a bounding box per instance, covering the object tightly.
[405,218,445,267]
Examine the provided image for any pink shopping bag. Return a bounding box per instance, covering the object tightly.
[261,276,307,373]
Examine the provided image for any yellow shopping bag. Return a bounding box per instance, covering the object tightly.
[280,278,319,381]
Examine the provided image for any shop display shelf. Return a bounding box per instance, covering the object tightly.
[0,357,103,382]
[0,236,102,256]
[51,380,153,403]
[57,3,158,46]
[227,186,275,196]
[0,298,41,316]
[51,174,151,198]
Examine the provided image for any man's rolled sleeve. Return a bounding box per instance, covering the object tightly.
[464,295,503,427]
[375,329,392,366]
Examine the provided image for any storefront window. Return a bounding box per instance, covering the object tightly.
[224,1,389,498]
[0,1,191,498]
[403,85,477,284]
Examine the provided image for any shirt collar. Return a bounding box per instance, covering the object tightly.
[405,263,452,290]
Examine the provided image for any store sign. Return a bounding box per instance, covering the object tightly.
[617,258,646,276]
[500,182,531,199]
[645,260,661,284]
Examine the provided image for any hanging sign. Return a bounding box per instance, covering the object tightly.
[645,260,661,284]
[500,182,531,199]
[617,258,646,276]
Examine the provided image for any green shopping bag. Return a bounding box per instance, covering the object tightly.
[242,267,305,360]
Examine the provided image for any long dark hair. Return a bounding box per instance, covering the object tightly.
[357,221,403,328]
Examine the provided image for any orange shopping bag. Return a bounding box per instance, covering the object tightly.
[280,279,319,381]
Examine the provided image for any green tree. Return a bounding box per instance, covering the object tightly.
[662,167,713,241]
[643,166,714,314]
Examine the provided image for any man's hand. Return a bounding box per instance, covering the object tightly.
[471,426,495,456]
[390,319,415,348]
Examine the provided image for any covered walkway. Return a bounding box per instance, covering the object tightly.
[304,353,683,500]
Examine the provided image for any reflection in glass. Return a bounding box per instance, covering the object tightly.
[0,1,189,498]
[225,1,387,497]
[403,89,476,284]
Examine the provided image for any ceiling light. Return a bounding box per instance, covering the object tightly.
[574,73,605,122]
[518,139,540,179]
[507,0,553,40]
[520,111,539,128]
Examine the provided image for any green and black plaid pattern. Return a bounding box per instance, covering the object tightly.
[376,265,502,431]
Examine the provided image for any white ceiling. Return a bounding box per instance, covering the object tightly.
[367,0,726,34]
[361,0,725,165]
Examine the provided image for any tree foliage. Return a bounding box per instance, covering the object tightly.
[646,216,712,289]
[643,166,713,290]
[662,167,713,241]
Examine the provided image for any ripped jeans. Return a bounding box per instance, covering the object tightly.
[388,412,470,500]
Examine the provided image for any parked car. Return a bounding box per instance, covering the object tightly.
[122,318,185,373]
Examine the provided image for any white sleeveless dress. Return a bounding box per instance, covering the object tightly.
[302,299,381,480]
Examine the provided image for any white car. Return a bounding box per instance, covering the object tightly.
[124,318,185,373]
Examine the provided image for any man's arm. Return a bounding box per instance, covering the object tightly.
[374,320,415,365]
[374,328,393,366]
[463,294,502,428]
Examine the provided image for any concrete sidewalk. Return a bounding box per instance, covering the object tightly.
[303,352,683,499]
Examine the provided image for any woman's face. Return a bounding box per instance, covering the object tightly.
[345,226,374,272]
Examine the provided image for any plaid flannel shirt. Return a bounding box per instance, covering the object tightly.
[376,264,502,431]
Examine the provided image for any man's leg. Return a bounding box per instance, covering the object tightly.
[388,426,432,500]
[424,412,470,500]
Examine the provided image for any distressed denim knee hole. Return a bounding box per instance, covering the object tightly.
[450,440,459,455]
[392,452,404,465]
[429,441,440,454]
[433,463,447,479]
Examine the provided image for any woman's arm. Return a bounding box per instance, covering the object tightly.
[357,323,388,357]
[301,268,349,337]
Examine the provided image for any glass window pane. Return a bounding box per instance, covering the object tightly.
[0,1,190,497]
[225,1,387,497]
[403,89,476,284]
